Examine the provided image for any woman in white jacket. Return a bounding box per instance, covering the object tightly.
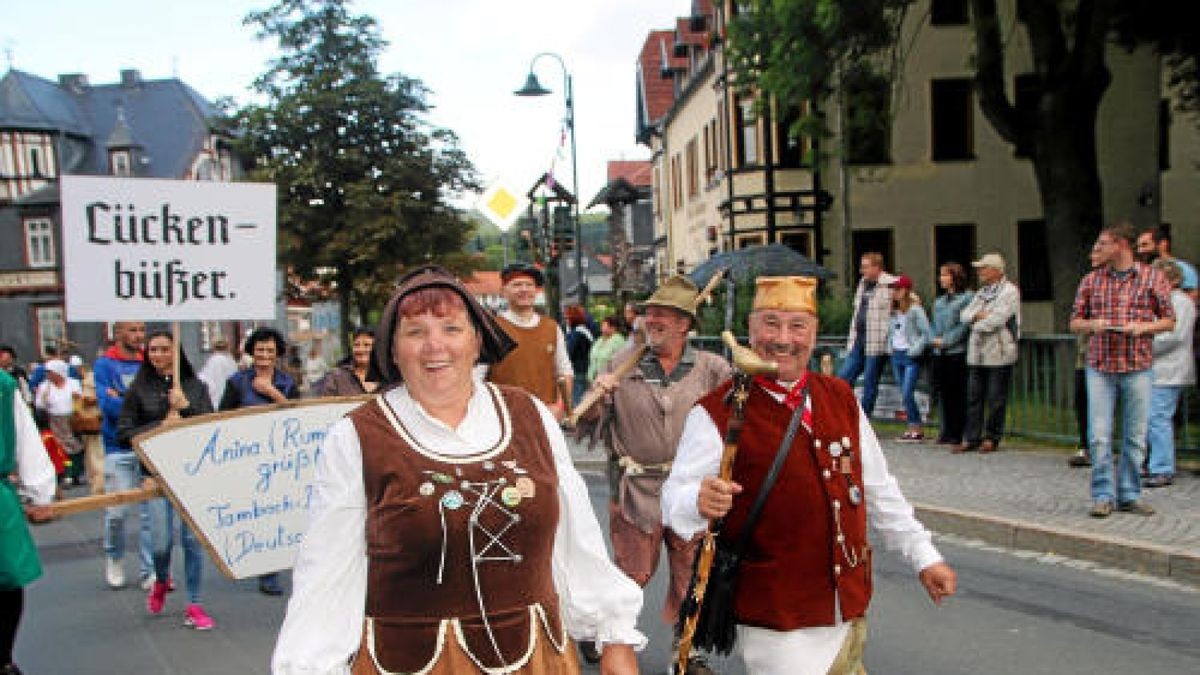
[1145,259,1196,487]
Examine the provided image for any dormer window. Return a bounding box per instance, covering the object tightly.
[110,150,132,176]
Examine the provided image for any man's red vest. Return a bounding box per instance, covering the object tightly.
[698,373,872,630]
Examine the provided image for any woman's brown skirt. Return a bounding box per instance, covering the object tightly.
[350,619,581,675]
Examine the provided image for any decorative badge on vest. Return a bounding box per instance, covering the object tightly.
[416,460,533,585]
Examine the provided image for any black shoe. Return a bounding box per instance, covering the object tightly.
[1067,450,1091,468]
[578,640,601,664]
[1117,500,1156,516]
[258,574,283,596]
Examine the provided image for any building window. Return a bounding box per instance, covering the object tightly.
[1017,219,1052,301]
[851,229,894,273]
[930,0,969,25]
[735,97,759,166]
[686,138,699,197]
[110,150,132,176]
[845,68,892,165]
[35,306,66,357]
[24,217,55,268]
[776,105,805,168]
[736,233,765,249]
[781,231,813,257]
[1013,74,1040,158]
[1159,99,1171,171]
[931,78,974,161]
[934,224,976,280]
[671,154,683,210]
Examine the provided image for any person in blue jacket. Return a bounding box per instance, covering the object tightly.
[219,327,298,596]
[94,321,154,590]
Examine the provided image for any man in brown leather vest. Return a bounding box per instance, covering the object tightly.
[580,275,730,670]
[488,263,574,419]
[663,276,957,673]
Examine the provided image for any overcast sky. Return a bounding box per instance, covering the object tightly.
[4,0,687,212]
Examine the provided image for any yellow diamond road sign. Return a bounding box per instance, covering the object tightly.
[478,181,528,232]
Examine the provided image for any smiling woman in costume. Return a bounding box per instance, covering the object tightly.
[272,266,643,675]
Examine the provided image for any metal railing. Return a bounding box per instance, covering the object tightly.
[689,333,1197,454]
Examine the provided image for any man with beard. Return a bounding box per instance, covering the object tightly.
[1136,226,1197,301]
[663,276,956,673]
[578,275,730,670]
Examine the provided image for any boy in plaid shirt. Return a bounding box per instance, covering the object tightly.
[1069,222,1175,518]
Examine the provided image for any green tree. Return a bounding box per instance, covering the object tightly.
[727,0,1198,324]
[231,0,479,338]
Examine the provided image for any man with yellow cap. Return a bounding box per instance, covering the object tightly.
[662,276,957,674]
[579,274,730,669]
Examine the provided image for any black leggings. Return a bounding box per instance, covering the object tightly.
[0,587,22,666]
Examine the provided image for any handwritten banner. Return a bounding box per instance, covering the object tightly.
[60,175,276,321]
[133,397,369,579]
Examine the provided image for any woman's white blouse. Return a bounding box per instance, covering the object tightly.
[272,380,646,675]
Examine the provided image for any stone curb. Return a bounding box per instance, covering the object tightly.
[569,458,1200,588]
[913,503,1200,588]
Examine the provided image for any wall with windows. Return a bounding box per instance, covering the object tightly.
[819,0,1170,333]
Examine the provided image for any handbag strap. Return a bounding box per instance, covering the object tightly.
[729,383,809,555]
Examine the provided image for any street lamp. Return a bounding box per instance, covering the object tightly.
[515,52,587,305]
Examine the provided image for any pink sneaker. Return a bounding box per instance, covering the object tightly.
[147,581,169,615]
[184,604,215,630]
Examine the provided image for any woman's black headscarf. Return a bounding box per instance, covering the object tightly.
[368,265,516,385]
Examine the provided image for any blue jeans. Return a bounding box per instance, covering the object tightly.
[148,497,203,604]
[103,451,153,578]
[838,344,886,416]
[1086,367,1151,505]
[1146,385,1183,477]
[890,350,922,425]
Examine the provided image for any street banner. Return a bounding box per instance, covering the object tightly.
[132,396,370,579]
[60,175,276,321]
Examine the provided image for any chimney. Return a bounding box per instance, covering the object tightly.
[57,73,89,93]
[120,69,142,88]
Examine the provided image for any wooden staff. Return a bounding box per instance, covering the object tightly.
[567,267,729,426]
[674,331,777,673]
[49,484,163,517]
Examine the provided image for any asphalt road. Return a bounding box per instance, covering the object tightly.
[14,475,1200,674]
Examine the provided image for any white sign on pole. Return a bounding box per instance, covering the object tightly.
[133,397,369,579]
[60,175,277,321]
[476,180,528,232]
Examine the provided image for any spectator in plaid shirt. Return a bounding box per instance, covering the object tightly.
[1070,222,1175,519]
[839,252,896,416]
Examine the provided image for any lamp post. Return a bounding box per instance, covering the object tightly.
[515,52,587,306]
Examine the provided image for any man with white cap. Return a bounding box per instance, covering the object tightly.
[953,253,1022,454]
[663,276,956,674]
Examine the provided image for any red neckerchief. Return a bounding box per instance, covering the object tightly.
[754,371,813,429]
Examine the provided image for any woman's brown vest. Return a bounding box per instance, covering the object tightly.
[349,384,567,672]
[488,315,560,405]
[698,373,872,630]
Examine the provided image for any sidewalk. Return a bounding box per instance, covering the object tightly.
[566,435,1200,588]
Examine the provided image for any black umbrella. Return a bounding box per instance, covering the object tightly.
[688,244,834,288]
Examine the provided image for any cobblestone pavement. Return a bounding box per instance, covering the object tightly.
[566,431,1200,585]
